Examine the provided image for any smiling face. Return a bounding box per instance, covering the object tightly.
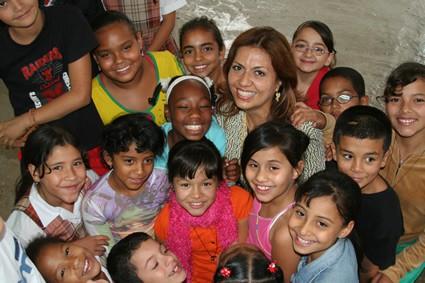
[227,46,281,117]
[29,144,87,208]
[334,136,389,192]
[36,242,101,283]
[173,167,218,217]
[320,77,368,119]
[104,143,154,197]
[165,80,213,145]
[385,79,425,141]
[0,0,42,32]
[291,27,334,74]
[93,22,143,84]
[181,27,225,81]
[244,146,301,205]
[288,196,353,262]
[131,239,186,283]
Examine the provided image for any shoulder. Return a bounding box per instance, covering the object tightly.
[229,185,253,218]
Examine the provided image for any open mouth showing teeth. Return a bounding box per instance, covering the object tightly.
[83,258,89,275]
[297,235,314,245]
[116,66,130,72]
[256,185,271,191]
[185,125,202,130]
[238,90,256,97]
[170,265,179,276]
[194,65,207,69]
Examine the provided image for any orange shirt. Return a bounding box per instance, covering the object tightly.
[154,186,253,283]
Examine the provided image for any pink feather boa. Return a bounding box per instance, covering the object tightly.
[167,182,238,281]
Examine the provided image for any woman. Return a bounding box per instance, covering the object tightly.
[216,26,325,184]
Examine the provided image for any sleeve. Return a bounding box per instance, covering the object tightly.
[62,6,99,63]
[207,116,226,157]
[381,229,425,282]
[154,205,170,241]
[160,0,187,16]
[81,193,116,250]
[319,111,335,145]
[229,186,253,220]
[298,122,326,183]
[5,211,44,248]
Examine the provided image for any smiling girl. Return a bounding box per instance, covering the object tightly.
[154,138,253,282]
[288,170,361,282]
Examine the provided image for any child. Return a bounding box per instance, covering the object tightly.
[332,105,403,281]
[82,113,169,253]
[6,125,108,256]
[319,67,369,119]
[90,11,184,126]
[291,20,336,109]
[179,16,226,89]
[213,243,284,283]
[102,0,186,57]
[0,1,105,175]
[241,120,309,283]
[155,75,226,170]
[107,232,187,283]
[26,236,111,282]
[154,138,253,282]
[0,216,45,282]
[289,170,361,282]
[374,62,425,283]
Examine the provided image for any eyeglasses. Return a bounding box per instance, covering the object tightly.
[318,94,359,106]
[292,44,333,56]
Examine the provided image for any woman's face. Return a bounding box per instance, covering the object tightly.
[227,46,281,116]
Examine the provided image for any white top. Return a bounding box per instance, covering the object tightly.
[0,219,46,282]
[161,0,187,18]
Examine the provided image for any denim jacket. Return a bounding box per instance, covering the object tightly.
[291,238,359,283]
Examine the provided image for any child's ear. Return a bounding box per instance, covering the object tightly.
[331,142,337,161]
[103,152,113,169]
[28,164,41,183]
[324,52,334,67]
[381,149,390,168]
[338,220,354,238]
[293,160,304,179]
[219,45,226,61]
[136,31,143,50]
[360,95,369,106]
[164,104,170,122]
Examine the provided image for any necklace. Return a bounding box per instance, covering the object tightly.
[193,228,218,261]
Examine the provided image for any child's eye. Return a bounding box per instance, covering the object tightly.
[269,166,279,171]
[203,47,213,52]
[52,165,62,171]
[296,210,305,217]
[74,161,83,167]
[0,2,7,8]
[61,268,66,278]
[98,53,110,59]
[123,44,132,51]
[203,182,212,187]
[413,98,425,103]
[388,97,401,103]
[317,221,328,228]
[152,262,159,270]
[65,247,70,256]
[342,153,353,160]
[179,183,190,188]
[248,162,258,169]
[144,158,154,164]
[124,159,134,164]
[365,157,375,163]
[183,49,193,55]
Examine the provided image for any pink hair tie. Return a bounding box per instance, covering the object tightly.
[220,266,232,277]
[267,261,278,273]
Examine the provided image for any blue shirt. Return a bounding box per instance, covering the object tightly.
[291,238,359,283]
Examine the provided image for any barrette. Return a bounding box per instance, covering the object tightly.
[220,266,232,277]
[267,261,278,273]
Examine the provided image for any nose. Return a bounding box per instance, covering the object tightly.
[254,167,268,183]
[194,50,202,61]
[12,0,24,11]
[350,158,363,173]
[330,98,340,108]
[400,100,411,113]
[188,107,201,118]
[64,167,78,181]
[134,162,145,174]
[70,255,79,271]
[191,186,202,199]
[238,71,251,87]
[299,220,311,236]
[303,47,314,57]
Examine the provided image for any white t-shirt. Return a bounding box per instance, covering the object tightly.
[0,219,46,282]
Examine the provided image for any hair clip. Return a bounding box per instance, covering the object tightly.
[220,266,232,277]
[267,261,278,273]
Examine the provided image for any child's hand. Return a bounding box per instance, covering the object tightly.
[73,235,110,256]
[223,158,241,183]
[371,272,393,283]
[325,143,334,161]
[291,102,326,129]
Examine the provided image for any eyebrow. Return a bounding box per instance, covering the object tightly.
[340,148,380,156]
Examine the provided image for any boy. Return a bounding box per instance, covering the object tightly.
[319,67,369,119]
[332,105,403,282]
[82,114,169,254]
[374,62,425,283]
[0,0,106,174]
[107,232,187,283]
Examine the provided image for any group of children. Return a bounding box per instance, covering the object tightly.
[0,1,424,283]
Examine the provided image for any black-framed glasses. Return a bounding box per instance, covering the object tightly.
[292,44,333,56]
[318,94,359,106]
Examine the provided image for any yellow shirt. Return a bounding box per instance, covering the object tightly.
[92,51,183,126]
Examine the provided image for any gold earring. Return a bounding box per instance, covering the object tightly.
[275,91,281,102]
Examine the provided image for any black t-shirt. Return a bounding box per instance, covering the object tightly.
[0,5,103,150]
[356,182,404,269]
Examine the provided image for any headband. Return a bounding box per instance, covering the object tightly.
[162,75,214,102]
